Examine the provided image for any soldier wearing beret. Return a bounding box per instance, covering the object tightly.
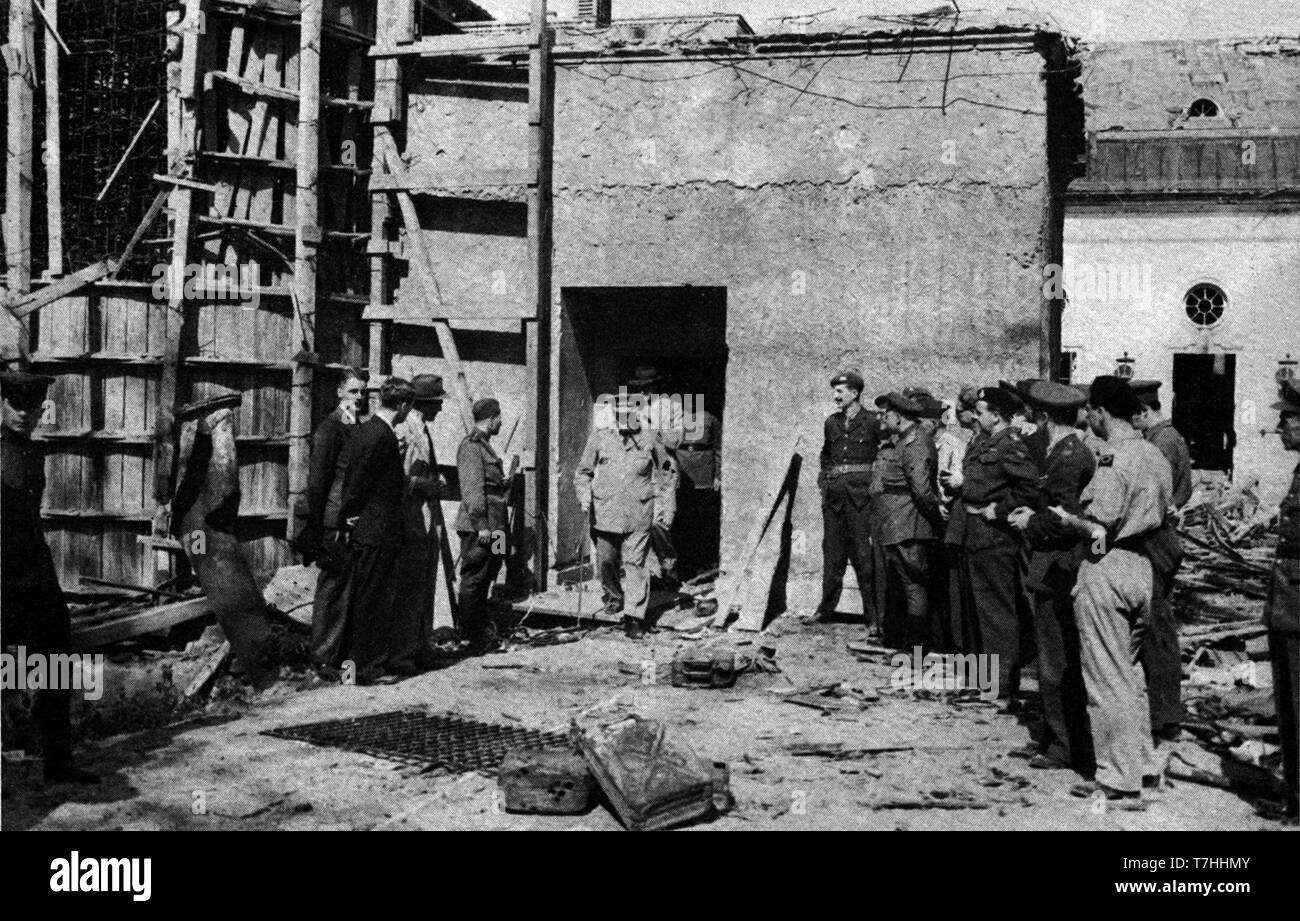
[874,392,944,648]
[816,371,884,626]
[1267,377,1300,819]
[389,374,449,674]
[1129,379,1190,745]
[1008,381,1096,771]
[943,386,1040,700]
[1,371,97,783]
[574,394,678,639]
[1051,376,1172,805]
[456,397,510,653]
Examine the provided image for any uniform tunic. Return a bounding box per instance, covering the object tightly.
[457,429,510,643]
[674,409,722,575]
[874,424,943,647]
[818,406,883,621]
[959,426,1040,695]
[1074,429,1172,793]
[1022,431,1096,768]
[1144,419,1193,509]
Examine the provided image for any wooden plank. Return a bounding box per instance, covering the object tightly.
[5,0,36,360]
[7,262,115,321]
[288,0,324,544]
[208,69,373,109]
[526,0,553,592]
[41,0,62,275]
[368,166,536,191]
[72,597,212,650]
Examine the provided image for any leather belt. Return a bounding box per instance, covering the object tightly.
[826,463,873,477]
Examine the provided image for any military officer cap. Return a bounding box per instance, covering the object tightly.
[472,397,502,421]
[1024,380,1087,410]
[0,369,55,403]
[1088,375,1144,419]
[830,370,864,395]
[978,386,1021,419]
[1129,379,1161,408]
[411,373,446,402]
[875,391,924,417]
[1274,377,1300,415]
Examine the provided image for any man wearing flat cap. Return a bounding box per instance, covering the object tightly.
[1,370,97,782]
[389,374,449,674]
[457,398,510,653]
[1266,377,1300,818]
[943,386,1040,700]
[1049,375,1172,805]
[873,392,944,647]
[1128,378,1190,747]
[337,377,416,683]
[816,371,883,625]
[575,392,677,639]
[1007,381,1096,772]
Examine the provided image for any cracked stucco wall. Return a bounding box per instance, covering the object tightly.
[400,40,1061,607]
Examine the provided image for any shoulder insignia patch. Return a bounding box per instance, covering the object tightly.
[1098,455,1114,467]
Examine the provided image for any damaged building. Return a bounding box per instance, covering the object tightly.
[2,1,1083,627]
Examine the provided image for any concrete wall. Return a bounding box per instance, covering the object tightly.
[395,35,1065,609]
[1062,210,1300,505]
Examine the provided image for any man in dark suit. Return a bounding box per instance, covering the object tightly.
[338,377,415,684]
[815,370,883,625]
[1,371,98,784]
[304,368,367,673]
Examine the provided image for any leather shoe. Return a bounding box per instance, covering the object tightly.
[622,616,643,639]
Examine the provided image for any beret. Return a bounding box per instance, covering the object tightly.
[830,370,864,394]
[875,391,924,417]
[472,397,502,421]
[1129,379,1161,408]
[1024,380,1087,410]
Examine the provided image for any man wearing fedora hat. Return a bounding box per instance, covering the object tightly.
[1266,376,1300,818]
[389,373,449,674]
[1,370,98,783]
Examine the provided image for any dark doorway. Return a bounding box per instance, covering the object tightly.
[1172,353,1236,472]
[556,287,728,573]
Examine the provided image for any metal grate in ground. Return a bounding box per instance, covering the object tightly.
[262,709,571,774]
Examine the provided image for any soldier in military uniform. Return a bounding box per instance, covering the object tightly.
[1051,376,1172,806]
[628,364,684,584]
[816,371,883,625]
[1,371,98,783]
[574,395,677,638]
[1129,379,1190,745]
[1267,377,1300,819]
[1008,381,1096,772]
[873,392,944,648]
[944,386,1040,700]
[303,368,367,674]
[456,398,510,654]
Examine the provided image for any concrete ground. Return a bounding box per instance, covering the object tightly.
[1,615,1291,831]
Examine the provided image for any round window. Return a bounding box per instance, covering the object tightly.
[1184,283,1227,327]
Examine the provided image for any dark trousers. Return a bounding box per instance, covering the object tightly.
[1270,631,1299,816]
[967,542,1024,697]
[819,500,875,622]
[675,487,720,577]
[1033,583,1093,771]
[458,531,504,642]
[946,544,980,654]
[342,542,400,682]
[884,540,935,649]
[1141,565,1184,732]
[311,532,350,667]
[389,518,439,671]
[3,573,74,765]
